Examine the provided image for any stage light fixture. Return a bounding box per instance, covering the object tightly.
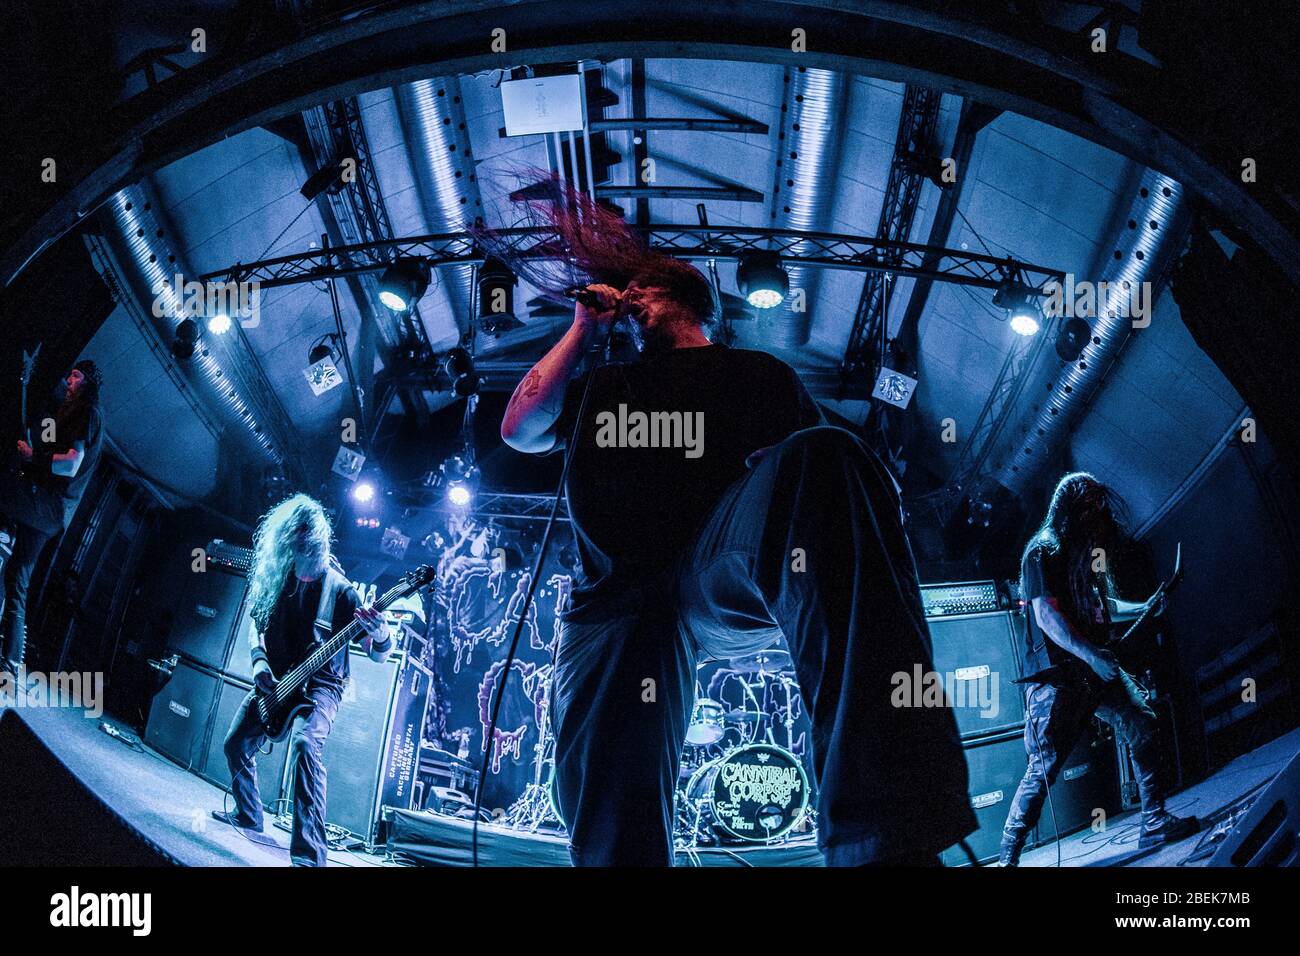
[443,347,480,397]
[1009,311,1040,337]
[477,257,523,335]
[300,160,352,201]
[352,481,376,504]
[207,312,232,335]
[993,277,1042,336]
[736,251,788,309]
[378,258,431,312]
[440,454,480,508]
[171,318,200,361]
[1055,317,1092,361]
[304,336,344,397]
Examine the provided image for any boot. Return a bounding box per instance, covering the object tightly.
[1138,808,1199,848]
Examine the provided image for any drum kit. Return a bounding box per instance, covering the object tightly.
[503,645,816,850]
[676,646,815,849]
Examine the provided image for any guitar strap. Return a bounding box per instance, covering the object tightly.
[312,559,345,645]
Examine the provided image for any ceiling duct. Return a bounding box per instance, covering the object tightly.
[93,183,295,471]
[396,78,482,332]
[764,66,848,349]
[982,168,1190,498]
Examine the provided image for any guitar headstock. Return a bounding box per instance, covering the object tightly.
[403,564,436,592]
[21,344,41,384]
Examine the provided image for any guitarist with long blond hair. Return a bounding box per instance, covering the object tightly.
[210,494,389,866]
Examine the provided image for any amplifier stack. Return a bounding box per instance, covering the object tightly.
[922,580,1120,865]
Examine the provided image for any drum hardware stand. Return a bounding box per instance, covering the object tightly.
[503,675,561,832]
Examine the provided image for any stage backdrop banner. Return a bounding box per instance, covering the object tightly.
[420,533,573,816]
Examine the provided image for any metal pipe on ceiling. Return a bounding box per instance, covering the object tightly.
[982,168,1190,497]
[395,78,481,332]
[95,182,293,470]
[765,66,849,349]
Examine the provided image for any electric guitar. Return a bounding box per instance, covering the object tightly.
[1108,542,1183,661]
[14,344,40,476]
[253,564,435,741]
[1019,543,1184,688]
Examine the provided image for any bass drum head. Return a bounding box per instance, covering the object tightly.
[686,743,809,843]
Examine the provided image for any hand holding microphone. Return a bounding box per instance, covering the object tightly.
[566,283,625,329]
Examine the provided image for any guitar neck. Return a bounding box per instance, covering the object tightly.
[279,585,406,695]
[1116,582,1166,646]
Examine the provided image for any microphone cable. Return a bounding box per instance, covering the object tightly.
[471,316,618,867]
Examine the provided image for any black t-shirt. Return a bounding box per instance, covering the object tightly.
[551,344,823,608]
[263,570,360,693]
[1019,540,1111,679]
[34,403,104,531]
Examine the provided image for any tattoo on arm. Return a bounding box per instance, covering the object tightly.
[520,369,542,397]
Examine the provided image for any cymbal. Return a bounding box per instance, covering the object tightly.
[727,648,793,674]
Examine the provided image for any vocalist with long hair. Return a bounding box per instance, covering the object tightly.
[491,177,975,866]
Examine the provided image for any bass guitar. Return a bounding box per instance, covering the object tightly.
[253,564,435,741]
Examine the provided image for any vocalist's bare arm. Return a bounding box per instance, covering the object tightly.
[500,284,621,453]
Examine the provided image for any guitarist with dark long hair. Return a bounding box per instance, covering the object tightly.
[210,494,390,867]
[997,472,1197,866]
[1,357,104,676]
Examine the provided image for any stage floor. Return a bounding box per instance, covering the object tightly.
[3,704,1295,867]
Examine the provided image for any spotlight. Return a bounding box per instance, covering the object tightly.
[477,257,522,335]
[440,454,479,508]
[1055,317,1092,361]
[300,160,352,201]
[1009,311,1040,337]
[736,251,788,309]
[208,312,232,335]
[171,318,200,361]
[353,481,376,504]
[378,258,431,312]
[443,347,480,397]
[993,277,1041,336]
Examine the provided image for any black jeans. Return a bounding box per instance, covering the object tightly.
[223,682,341,867]
[551,426,976,866]
[1000,670,1164,863]
[0,471,62,673]
[0,520,53,672]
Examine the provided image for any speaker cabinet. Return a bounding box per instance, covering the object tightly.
[926,611,1027,739]
[1210,750,1300,866]
[1032,726,1120,845]
[168,568,248,671]
[200,675,291,813]
[223,601,258,682]
[941,728,1031,866]
[301,651,430,848]
[144,657,223,772]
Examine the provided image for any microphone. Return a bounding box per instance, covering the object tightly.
[563,285,621,310]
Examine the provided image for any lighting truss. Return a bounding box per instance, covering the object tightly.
[841,86,942,386]
[410,489,569,523]
[924,323,1053,522]
[202,224,1066,295]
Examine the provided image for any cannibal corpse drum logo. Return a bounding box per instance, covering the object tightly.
[718,760,802,806]
[709,745,808,840]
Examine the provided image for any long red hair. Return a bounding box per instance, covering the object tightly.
[474,172,717,326]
